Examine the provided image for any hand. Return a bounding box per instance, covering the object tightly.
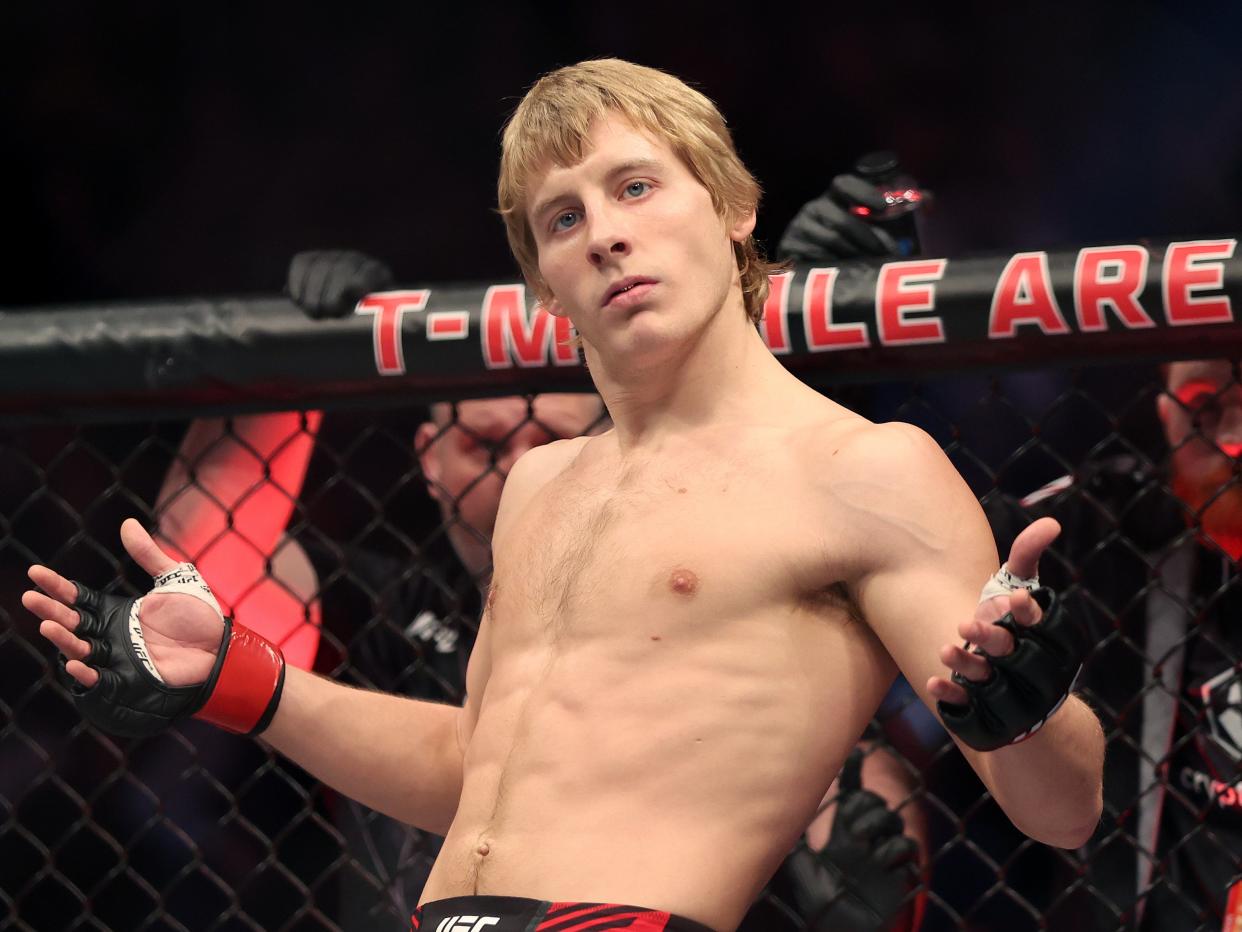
[786,750,920,932]
[928,517,1061,707]
[777,172,900,265]
[25,518,285,738]
[286,250,396,320]
[24,518,223,689]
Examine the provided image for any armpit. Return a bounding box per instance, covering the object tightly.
[801,579,865,626]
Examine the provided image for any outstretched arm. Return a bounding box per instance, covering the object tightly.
[24,519,466,834]
[842,423,1103,848]
[263,664,464,834]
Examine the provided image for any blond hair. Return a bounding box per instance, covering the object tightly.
[498,59,776,325]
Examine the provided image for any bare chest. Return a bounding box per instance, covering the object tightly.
[493,459,844,635]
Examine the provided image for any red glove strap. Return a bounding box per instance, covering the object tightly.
[194,622,284,734]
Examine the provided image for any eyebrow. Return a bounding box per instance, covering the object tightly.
[530,157,666,229]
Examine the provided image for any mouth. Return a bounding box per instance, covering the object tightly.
[602,276,658,308]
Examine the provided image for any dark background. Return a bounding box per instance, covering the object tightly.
[7,2,1242,307]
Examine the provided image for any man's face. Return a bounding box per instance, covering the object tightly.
[416,394,603,580]
[525,114,754,361]
[1159,359,1242,556]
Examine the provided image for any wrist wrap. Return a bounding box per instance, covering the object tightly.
[66,563,285,738]
[937,565,1088,752]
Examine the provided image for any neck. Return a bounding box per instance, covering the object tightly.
[586,299,790,449]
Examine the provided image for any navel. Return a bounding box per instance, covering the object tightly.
[668,568,699,595]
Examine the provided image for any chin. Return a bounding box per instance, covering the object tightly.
[605,312,682,355]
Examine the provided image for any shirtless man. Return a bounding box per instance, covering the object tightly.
[24,59,1103,932]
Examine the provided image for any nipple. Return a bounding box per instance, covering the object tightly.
[668,568,699,595]
[476,842,490,857]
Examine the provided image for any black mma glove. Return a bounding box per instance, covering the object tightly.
[784,750,920,932]
[937,566,1088,752]
[286,249,396,319]
[63,563,285,739]
[777,171,900,265]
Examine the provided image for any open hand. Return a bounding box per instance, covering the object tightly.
[23,518,223,688]
[928,517,1062,706]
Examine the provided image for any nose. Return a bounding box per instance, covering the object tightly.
[586,203,631,267]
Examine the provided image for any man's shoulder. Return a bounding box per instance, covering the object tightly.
[788,416,983,556]
[794,416,949,483]
[494,434,597,536]
[509,434,594,486]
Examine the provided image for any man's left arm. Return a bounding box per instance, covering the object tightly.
[841,422,1103,849]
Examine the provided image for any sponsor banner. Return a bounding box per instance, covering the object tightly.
[4,239,1241,418]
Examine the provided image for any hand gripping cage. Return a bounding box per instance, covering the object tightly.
[3,238,1241,930]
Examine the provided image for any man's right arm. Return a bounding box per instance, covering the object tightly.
[29,431,576,840]
[26,518,471,837]
[264,667,466,835]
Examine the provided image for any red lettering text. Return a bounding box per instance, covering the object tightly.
[354,289,430,376]
[877,259,947,345]
[1163,239,1237,326]
[482,286,579,369]
[761,271,793,354]
[803,267,869,351]
[427,312,469,341]
[989,253,1068,338]
[1073,246,1153,331]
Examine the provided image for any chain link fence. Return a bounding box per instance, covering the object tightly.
[2,355,1239,931]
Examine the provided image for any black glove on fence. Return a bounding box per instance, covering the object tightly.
[785,750,920,932]
[287,249,395,319]
[777,172,901,265]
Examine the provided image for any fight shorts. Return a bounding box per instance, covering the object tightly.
[412,896,717,932]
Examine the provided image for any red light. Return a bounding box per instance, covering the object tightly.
[882,188,923,205]
[850,205,872,217]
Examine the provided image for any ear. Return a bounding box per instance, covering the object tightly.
[729,207,757,243]
[415,421,444,502]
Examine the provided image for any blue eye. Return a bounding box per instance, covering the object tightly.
[623,180,649,198]
[553,210,580,232]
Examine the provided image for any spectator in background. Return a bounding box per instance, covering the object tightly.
[988,359,1242,931]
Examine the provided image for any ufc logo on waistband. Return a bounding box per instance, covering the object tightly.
[435,916,500,932]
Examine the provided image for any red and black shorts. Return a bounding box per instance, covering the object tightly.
[412,896,717,932]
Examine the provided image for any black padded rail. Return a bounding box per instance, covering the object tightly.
[4,238,1241,419]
